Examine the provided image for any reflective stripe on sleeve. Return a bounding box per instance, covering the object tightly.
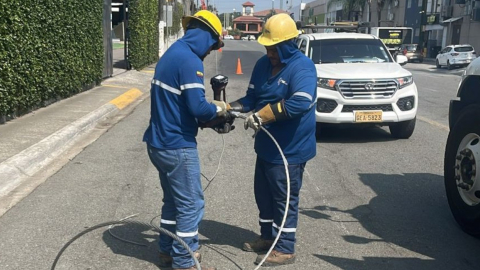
[272,223,297,233]
[176,230,198,237]
[248,84,255,89]
[292,91,313,101]
[160,219,176,225]
[152,79,181,95]
[180,83,205,90]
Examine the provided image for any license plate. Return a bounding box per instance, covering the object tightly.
[354,111,383,122]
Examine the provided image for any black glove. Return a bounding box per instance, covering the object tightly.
[199,111,236,134]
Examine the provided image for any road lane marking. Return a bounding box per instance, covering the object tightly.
[417,115,449,131]
[421,87,438,92]
[109,88,143,110]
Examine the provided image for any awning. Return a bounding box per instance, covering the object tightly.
[441,17,463,24]
[426,24,444,30]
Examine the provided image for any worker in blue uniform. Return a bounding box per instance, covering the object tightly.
[228,13,318,267]
[143,10,227,270]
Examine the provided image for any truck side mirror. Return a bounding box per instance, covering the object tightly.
[396,55,408,66]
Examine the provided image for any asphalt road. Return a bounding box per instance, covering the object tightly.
[0,40,479,270]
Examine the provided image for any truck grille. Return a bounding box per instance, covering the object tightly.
[342,104,393,112]
[337,79,398,99]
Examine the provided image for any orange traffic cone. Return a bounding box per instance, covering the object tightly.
[236,58,243,75]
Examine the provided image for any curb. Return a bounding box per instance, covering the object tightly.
[0,88,146,199]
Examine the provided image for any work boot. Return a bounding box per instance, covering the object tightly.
[158,251,202,267]
[172,265,216,270]
[255,250,296,267]
[243,237,274,252]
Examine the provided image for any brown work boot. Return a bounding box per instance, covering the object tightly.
[255,250,296,267]
[158,251,202,267]
[172,265,215,270]
[243,237,274,252]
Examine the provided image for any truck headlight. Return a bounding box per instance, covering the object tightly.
[317,78,337,90]
[396,76,413,89]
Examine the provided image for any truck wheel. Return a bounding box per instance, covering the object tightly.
[444,104,480,237]
[389,117,416,139]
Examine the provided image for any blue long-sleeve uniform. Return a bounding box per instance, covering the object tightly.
[143,28,218,150]
[238,40,318,164]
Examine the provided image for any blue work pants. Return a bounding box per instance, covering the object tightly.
[254,157,305,254]
[147,145,203,269]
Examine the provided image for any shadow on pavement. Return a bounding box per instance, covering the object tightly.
[199,219,258,249]
[102,222,161,268]
[301,173,480,270]
[316,124,395,143]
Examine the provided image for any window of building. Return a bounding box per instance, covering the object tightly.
[407,0,412,8]
[415,28,420,37]
[418,0,422,7]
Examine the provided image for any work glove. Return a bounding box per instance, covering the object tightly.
[244,113,262,132]
[213,122,235,134]
[244,103,279,131]
[212,100,231,117]
[199,111,236,134]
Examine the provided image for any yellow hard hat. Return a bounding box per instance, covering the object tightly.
[182,10,224,49]
[258,13,298,46]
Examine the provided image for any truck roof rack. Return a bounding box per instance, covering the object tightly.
[299,21,370,34]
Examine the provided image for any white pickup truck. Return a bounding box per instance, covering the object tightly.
[296,32,417,138]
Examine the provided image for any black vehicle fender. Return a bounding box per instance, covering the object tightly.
[449,75,480,130]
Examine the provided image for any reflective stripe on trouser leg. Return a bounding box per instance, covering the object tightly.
[147,146,177,254]
[266,160,305,254]
[147,146,203,268]
[254,157,274,240]
[159,170,177,254]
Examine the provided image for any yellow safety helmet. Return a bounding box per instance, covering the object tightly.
[258,13,298,46]
[182,10,224,49]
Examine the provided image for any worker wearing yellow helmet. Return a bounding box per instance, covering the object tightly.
[144,9,226,270]
[228,13,317,267]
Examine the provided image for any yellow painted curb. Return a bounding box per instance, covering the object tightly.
[141,70,155,74]
[102,84,132,89]
[109,88,143,110]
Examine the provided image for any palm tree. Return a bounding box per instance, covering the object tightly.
[327,0,368,21]
[328,0,393,26]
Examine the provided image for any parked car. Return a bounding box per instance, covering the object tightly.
[296,32,417,139]
[223,35,234,40]
[241,35,256,41]
[436,44,477,70]
[399,44,423,63]
[444,57,480,237]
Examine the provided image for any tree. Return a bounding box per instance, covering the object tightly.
[327,0,368,21]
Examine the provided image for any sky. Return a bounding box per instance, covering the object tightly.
[207,0,301,14]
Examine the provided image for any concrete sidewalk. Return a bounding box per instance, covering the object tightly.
[0,64,155,215]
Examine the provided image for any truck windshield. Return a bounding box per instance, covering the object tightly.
[309,38,393,64]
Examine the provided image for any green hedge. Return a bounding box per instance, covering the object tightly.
[0,0,104,119]
[128,0,159,70]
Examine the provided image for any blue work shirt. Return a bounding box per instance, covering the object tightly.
[238,40,317,164]
[143,27,219,150]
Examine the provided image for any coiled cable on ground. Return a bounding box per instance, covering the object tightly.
[51,220,201,270]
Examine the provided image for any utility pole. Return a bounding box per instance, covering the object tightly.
[419,0,428,57]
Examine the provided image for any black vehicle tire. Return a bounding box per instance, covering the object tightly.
[444,104,480,237]
[447,60,453,70]
[389,117,416,139]
[436,59,441,68]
